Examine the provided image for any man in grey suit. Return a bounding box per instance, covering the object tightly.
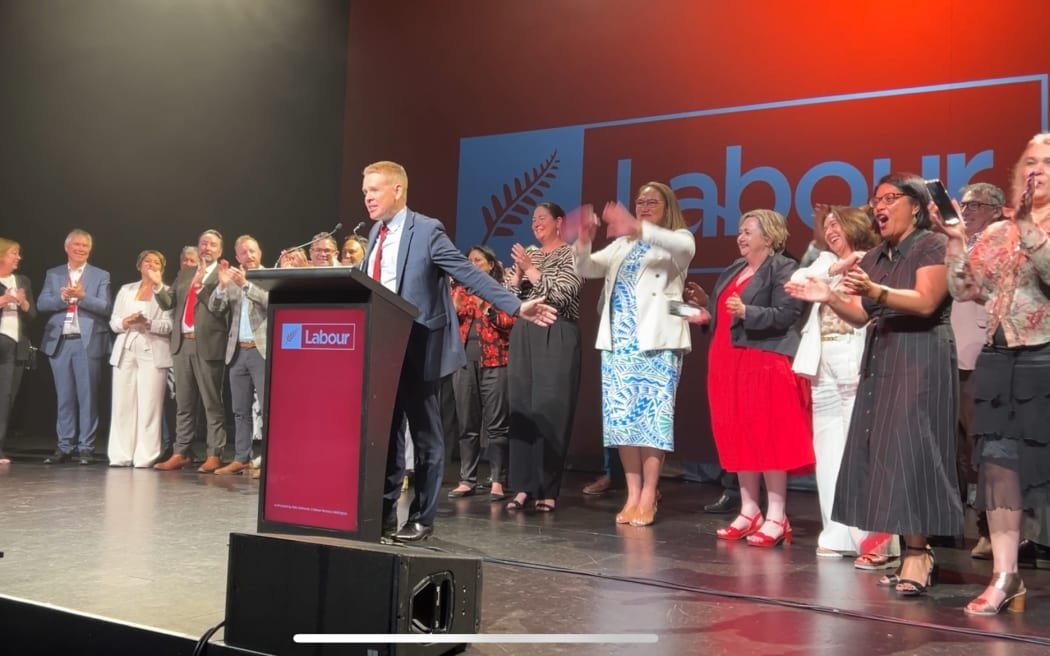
[38,229,112,465]
[208,235,268,475]
[361,160,556,541]
[155,229,231,472]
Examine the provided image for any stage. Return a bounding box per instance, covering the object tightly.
[2,451,1050,655]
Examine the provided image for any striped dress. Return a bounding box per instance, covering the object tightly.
[832,229,964,536]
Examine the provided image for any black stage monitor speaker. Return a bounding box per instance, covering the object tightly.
[225,532,481,656]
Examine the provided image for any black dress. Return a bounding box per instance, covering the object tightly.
[832,229,964,536]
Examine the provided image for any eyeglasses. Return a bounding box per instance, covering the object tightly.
[959,200,1000,211]
[635,199,662,208]
[869,192,909,207]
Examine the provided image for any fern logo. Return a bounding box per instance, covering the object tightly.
[456,127,584,263]
[480,151,559,242]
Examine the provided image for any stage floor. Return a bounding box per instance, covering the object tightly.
[2,454,1050,655]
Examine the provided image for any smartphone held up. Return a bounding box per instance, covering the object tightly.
[924,179,960,226]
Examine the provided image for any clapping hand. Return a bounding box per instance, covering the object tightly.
[574,204,598,247]
[841,263,874,297]
[1015,171,1037,224]
[683,281,709,308]
[725,293,746,318]
[216,260,233,286]
[229,265,247,288]
[828,251,863,277]
[785,276,835,303]
[601,201,640,239]
[812,203,831,250]
[61,282,85,303]
[123,311,147,331]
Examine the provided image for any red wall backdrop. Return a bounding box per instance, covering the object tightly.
[340,0,1050,465]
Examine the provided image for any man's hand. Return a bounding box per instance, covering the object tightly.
[519,297,557,327]
[229,266,247,288]
[216,260,233,286]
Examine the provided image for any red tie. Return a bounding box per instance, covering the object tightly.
[183,273,200,328]
[371,223,389,281]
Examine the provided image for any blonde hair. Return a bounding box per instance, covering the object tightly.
[0,238,20,262]
[1011,133,1050,207]
[741,209,788,252]
[363,160,409,200]
[637,182,686,231]
[234,234,259,249]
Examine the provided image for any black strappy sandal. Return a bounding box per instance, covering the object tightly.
[894,545,939,596]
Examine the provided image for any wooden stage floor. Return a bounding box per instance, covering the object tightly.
[2,452,1050,655]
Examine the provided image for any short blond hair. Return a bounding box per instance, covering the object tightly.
[0,237,20,260]
[363,160,408,200]
[741,209,788,252]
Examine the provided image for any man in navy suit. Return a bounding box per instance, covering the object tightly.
[38,229,113,464]
[362,160,556,541]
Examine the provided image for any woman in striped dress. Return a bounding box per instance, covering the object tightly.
[505,202,583,513]
[791,173,962,596]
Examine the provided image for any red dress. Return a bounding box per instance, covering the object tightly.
[707,273,814,472]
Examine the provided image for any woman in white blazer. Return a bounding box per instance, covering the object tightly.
[107,250,173,467]
[575,182,695,527]
[787,206,898,567]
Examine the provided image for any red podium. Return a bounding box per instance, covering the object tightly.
[245,266,419,543]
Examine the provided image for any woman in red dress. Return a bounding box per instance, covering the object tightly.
[690,210,814,547]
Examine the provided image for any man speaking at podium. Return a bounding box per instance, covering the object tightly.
[361,160,556,542]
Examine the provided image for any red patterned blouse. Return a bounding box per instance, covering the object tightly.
[451,282,516,367]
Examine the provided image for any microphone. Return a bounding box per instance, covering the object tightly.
[352,221,366,236]
[274,222,342,267]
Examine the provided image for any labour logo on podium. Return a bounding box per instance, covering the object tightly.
[281,324,303,350]
[281,322,356,352]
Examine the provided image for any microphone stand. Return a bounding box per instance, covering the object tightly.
[273,222,342,268]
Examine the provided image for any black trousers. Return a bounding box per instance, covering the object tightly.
[508,319,581,500]
[453,361,509,486]
[382,369,444,528]
[0,335,24,458]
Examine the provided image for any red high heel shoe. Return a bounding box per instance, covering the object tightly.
[716,512,763,540]
[746,517,792,548]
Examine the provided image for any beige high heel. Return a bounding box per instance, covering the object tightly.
[964,571,1026,615]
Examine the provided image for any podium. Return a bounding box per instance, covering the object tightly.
[245,266,419,543]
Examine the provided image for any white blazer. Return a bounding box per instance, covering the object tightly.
[109,281,174,368]
[575,222,695,353]
[790,250,866,378]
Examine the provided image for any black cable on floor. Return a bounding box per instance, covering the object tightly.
[478,555,1050,648]
[192,619,225,656]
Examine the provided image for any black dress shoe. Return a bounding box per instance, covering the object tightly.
[448,486,476,499]
[392,522,433,542]
[43,452,72,464]
[1019,540,1050,569]
[703,490,741,514]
